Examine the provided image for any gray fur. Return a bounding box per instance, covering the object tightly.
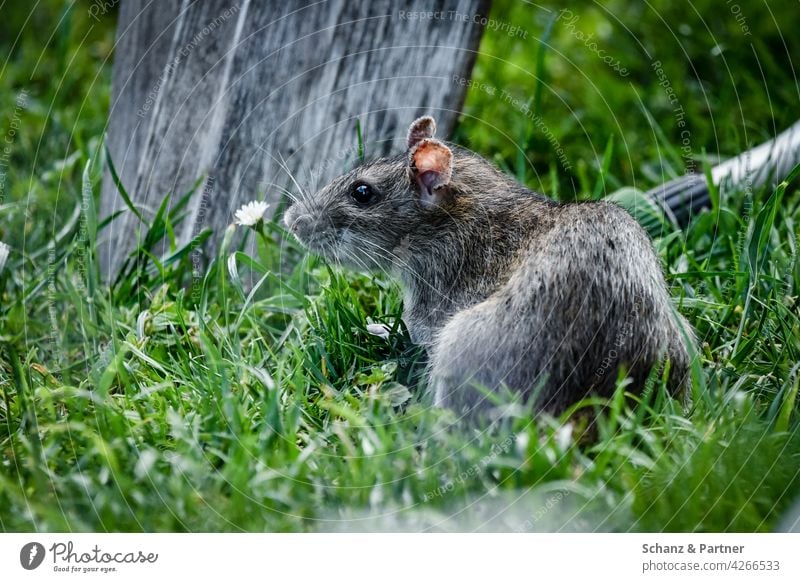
[284,117,694,417]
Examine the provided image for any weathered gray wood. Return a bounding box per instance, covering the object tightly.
[100,0,182,262]
[99,0,490,273]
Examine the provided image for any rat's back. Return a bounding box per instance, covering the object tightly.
[430,199,693,415]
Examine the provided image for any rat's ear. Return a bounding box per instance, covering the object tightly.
[407,116,437,150]
[409,138,453,208]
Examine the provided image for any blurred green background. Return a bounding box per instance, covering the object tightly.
[462,0,800,197]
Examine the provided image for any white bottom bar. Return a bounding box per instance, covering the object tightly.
[1,533,798,581]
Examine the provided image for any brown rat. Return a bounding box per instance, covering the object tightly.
[284,116,694,417]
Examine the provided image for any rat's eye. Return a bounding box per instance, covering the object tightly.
[351,183,376,206]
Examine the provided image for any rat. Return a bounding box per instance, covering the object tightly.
[283,116,694,417]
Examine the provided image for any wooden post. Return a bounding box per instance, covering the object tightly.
[100,0,490,273]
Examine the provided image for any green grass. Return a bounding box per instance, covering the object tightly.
[1,0,799,532]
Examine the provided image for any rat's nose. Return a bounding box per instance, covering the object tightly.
[286,212,313,240]
[282,205,297,229]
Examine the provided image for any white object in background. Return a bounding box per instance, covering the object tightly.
[712,120,800,191]
[0,241,9,273]
[366,322,391,341]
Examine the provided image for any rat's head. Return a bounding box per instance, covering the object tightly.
[283,116,457,270]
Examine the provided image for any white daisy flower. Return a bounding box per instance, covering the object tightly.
[234,200,269,227]
[0,242,9,273]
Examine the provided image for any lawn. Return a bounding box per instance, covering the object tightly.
[1,0,799,532]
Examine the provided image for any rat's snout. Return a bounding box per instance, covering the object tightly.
[282,203,298,229]
[283,205,313,240]
[291,215,313,239]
